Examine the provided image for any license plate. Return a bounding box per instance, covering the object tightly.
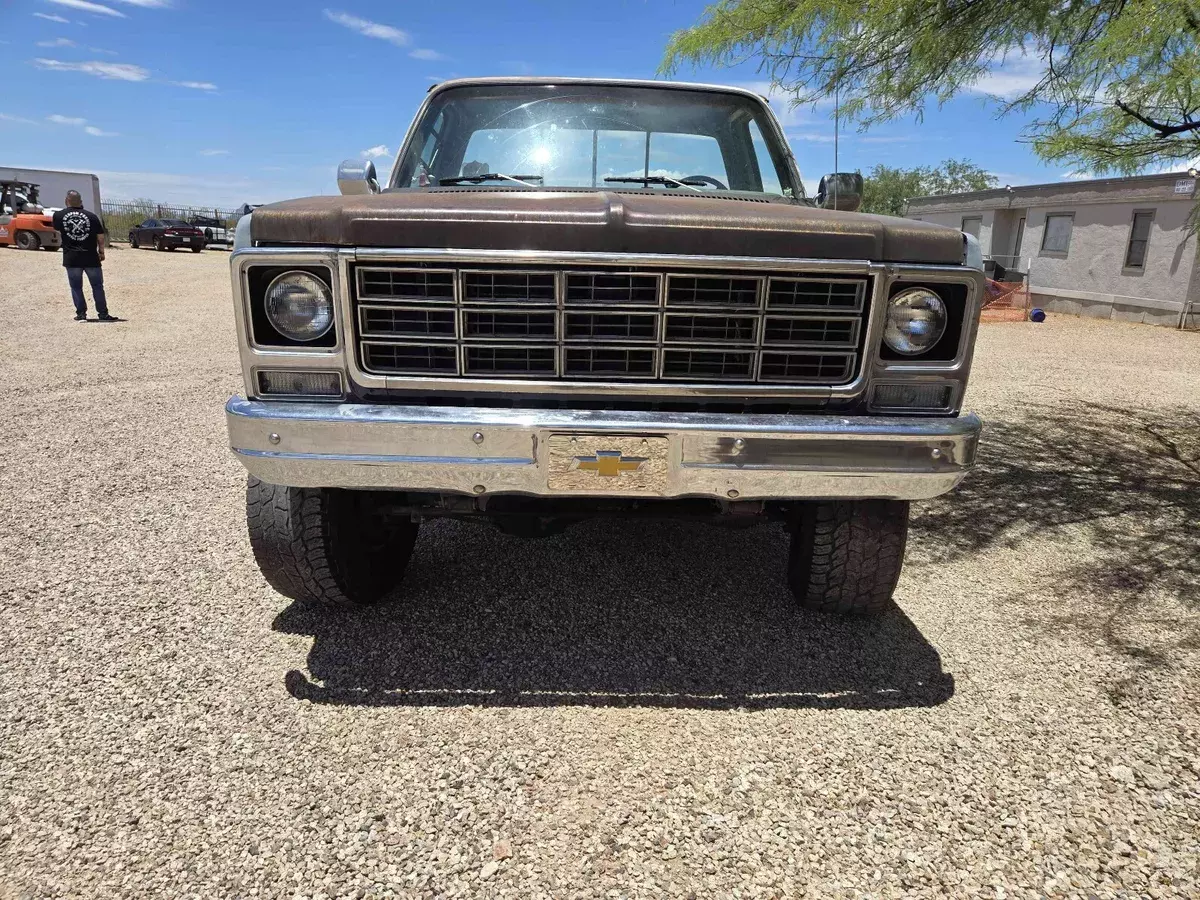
[546,433,670,494]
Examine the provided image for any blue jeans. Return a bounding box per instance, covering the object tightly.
[67,267,109,318]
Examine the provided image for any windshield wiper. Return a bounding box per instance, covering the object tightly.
[603,175,705,192]
[439,173,544,186]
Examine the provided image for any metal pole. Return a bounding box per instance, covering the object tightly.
[833,80,839,208]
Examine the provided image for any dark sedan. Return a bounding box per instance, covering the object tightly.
[128,218,204,252]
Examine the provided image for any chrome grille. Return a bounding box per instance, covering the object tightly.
[353,265,869,385]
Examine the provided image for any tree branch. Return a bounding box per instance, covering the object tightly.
[1114,100,1200,136]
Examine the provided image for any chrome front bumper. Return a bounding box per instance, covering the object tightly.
[226,398,981,501]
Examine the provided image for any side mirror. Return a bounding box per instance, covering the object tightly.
[337,159,380,196]
[816,173,863,212]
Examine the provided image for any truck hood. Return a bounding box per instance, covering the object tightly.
[249,189,965,264]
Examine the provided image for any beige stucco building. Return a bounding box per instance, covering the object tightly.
[906,172,1200,327]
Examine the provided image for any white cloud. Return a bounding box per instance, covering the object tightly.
[323,9,409,46]
[409,48,445,61]
[0,113,40,125]
[360,144,390,159]
[967,53,1045,99]
[89,47,120,55]
[172,80,217,91]
[34,12,71,23]
[34,58,149,80]
[198,149,229,156]
[109,0,172,6]
[787,131,836,144]
[37,38,77,47]
[46,113,117,136]
[45,0,127,18]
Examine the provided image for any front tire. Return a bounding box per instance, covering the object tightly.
[129,233,139,248]
[788,500,909,615]
[246,476,419,607]
[15,231,39,250]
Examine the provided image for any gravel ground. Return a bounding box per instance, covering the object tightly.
[1,246,1198,900]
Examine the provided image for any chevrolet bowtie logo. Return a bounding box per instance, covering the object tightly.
[573,450,648,477]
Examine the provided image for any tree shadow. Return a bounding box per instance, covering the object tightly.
[913,401,1200,701]
[274,518,954,711]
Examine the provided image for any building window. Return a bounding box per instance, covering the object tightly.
[1124,210,1154,270]
[1040,213,1074,256]
[961,216,982,238]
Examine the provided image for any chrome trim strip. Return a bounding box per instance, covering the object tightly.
[226,398,981,501]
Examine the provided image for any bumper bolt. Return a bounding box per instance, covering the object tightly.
[472,484,485,494]
[268,433,280,445]
[931,448,942,459]
[732,438,746,453]
[727,489,740,499]
[472,431,485,444]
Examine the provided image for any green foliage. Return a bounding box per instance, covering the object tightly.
[662,0,1200,176]
[860,159,997,216]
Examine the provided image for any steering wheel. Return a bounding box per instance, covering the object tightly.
[684,174,728,190]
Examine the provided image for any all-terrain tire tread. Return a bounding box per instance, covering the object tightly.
[789,500,909,615]
[245,476,417,607]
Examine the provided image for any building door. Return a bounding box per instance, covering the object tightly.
[1013,216,1026,257]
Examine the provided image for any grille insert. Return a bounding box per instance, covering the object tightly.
[566,273,659,305]
[564,347,657,378]
[664,314,757,344]
[363,342,457,374]
[762,316,859,348]
[666,275,760,308]
[360,306,455,339]
[463,310,556,340]
[767,277,865,311]
[662,349,756,381]
[759,352,854,383]
[359,267,454,301]
[564,312,657,342]
[463,271,555,304]
[353,265,869,385]
[464,346,556,376]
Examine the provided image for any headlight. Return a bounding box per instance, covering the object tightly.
[883,288,947,356]
[264,271,334,341]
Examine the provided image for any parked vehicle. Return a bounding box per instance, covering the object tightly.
[0,180,61,251]
[128,218,204,252]
[0,166,101,214]
[225,77,985,615]
[189,215,234,249]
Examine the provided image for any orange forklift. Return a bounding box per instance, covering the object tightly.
[0,180,61,250]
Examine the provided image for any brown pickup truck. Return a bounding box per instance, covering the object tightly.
[226,77,983,615]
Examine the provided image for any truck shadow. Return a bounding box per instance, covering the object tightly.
[912,401,1200,702]
[273,518,954,711]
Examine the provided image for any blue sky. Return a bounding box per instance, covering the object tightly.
[4,0,1084,207]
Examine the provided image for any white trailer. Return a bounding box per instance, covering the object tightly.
[0,166,102,212]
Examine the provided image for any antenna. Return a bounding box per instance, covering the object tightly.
[833,79,840,208]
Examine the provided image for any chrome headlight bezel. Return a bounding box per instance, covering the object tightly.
[263,270,335,342]
[883,287,948,356]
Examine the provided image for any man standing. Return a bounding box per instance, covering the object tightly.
[52,190,118,322]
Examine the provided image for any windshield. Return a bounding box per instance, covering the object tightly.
[392,83,799,198]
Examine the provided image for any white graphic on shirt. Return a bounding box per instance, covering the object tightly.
[61,210,92,242]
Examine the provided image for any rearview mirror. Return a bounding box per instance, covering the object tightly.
[337,159,380,196]
[816,173,863,212]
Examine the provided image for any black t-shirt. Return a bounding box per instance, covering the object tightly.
[52,207,106,268]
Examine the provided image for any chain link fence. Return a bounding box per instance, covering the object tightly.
[101,201,242,245]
